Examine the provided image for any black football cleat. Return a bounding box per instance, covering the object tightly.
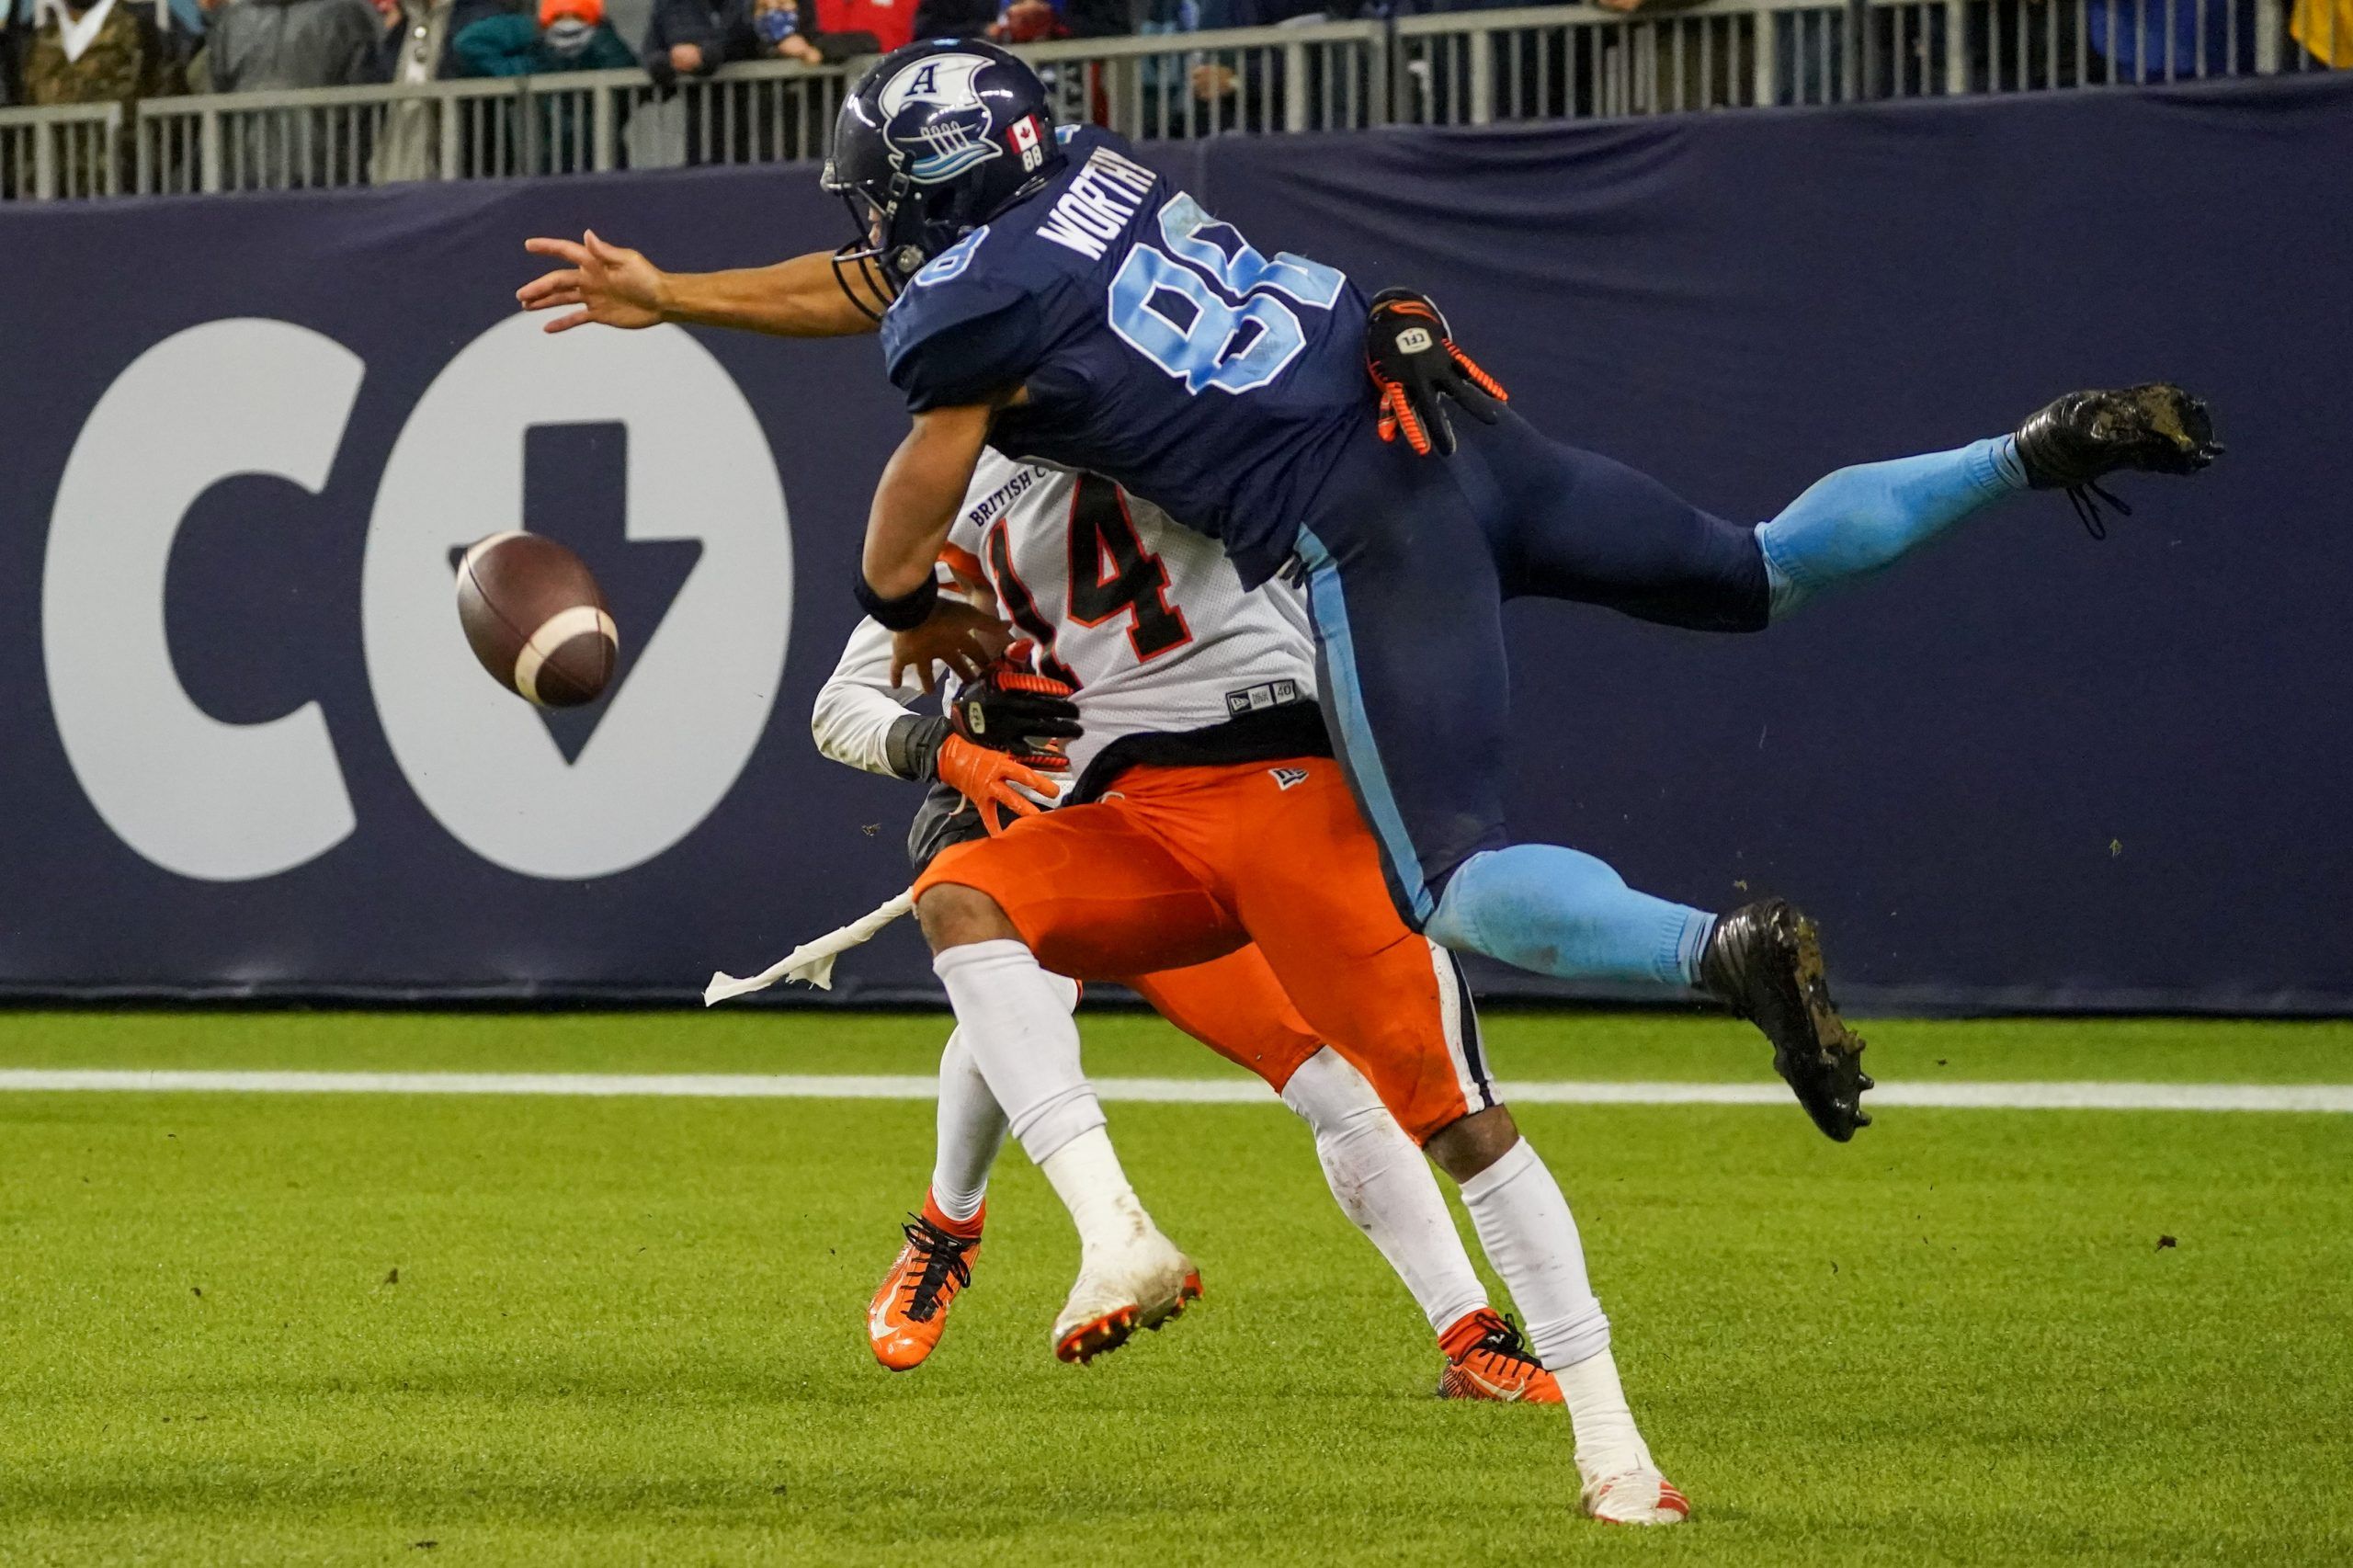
[2012,383,2223,537]
[1699,900,1872,1142]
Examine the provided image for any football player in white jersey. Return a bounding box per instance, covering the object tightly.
[812,450,1689,1521]
[814,449,1564,1404]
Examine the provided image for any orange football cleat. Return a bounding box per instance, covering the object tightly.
[867,1198,983,1372]
[1437,1309,1564,1403]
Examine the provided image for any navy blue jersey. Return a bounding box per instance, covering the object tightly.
[880,126,1370,587]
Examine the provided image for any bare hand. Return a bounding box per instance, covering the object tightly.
[1191,62,1237,98]
[891,599,1014,692]
[517,230,668,335]
[669,41,703,72]
[778,32,821,61]
[996,0,1057,40]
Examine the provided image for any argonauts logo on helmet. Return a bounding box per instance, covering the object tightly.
[876,53,1000,183]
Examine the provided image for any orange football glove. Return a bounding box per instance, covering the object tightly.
[937,734,1062,835]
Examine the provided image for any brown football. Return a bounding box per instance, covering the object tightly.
[454,532,619,708]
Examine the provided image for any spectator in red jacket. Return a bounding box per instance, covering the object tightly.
[912,0,1127,41]
[809,0,906,49]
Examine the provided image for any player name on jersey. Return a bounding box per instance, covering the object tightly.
[963,462,1045,532]
[1034,146,1158,263]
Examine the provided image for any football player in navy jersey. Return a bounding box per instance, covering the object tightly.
[519,41,2218,1141]
[517,40,2219,1517]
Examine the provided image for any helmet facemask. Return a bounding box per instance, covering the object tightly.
[820,165,907,322]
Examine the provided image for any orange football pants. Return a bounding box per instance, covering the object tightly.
[914,758,1492,1142]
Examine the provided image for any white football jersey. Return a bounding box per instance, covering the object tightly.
[943,450,1316,784]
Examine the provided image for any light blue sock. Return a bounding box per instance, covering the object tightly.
[1427,846,1715,989]
[1756,435,2029,618]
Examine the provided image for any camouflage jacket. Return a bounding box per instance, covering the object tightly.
[23,3,178,107]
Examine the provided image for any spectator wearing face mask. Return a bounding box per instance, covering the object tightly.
[453,0,632,74]
[745,0,820,61]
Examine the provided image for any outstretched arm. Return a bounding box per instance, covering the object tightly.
[858,403,1018,691]
[864,403,995,599]
[517,232,889,337]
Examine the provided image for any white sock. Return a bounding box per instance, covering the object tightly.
[1038,1125,1155,1261]
[932,939,1103,1165]
[1279,1047,1488,1335]
[1460,1138,1648,1476]
[1554,1346,1650,1482]
[928,1028,1008,1225]
[927,969,1078,1224]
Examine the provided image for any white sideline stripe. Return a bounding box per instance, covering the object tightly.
[0,1070,2349,1112]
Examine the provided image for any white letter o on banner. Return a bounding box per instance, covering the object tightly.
[363,314,793,880]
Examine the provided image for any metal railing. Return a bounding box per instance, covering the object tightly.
[1,0,2342,201]
[1392,0,2334,119]
[1018,19,1392,137]
[0,101,122,199]
[119,61,847,194]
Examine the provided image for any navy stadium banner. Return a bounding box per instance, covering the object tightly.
[0,74,2347,1011]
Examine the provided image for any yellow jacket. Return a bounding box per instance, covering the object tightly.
[2294,0,2352,64]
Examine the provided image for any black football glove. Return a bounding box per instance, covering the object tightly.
[1366,287,1508,458]
[947,659,1083,772]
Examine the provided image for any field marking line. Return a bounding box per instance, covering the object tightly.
[0,1070,2349,1112]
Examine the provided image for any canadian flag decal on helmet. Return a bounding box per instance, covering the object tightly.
[1009,114,1044,173]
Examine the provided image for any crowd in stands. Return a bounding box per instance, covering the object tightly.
[1,0,2343,126]
[0,0,1322,110]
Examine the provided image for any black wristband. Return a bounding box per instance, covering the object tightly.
[884,714,952,783]
[853,567,938,631]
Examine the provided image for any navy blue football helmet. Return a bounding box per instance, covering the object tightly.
[822,39,1066,308]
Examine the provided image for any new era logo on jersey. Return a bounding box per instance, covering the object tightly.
[1269,767,1310,790]
[1225,679,1301,716]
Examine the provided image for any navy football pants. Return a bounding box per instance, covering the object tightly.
[1291,407,2020,988]
[1294,410,1767,926]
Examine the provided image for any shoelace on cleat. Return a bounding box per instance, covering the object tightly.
[894,1215,977,1324]
[1464,1312,1546,1381]
[2064,479,2131,540]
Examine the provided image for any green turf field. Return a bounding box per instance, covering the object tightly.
[2,1010,2348,1565]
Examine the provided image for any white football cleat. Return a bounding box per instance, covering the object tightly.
[1051,1227,1201,1364]
[1580,1467,1691,1526]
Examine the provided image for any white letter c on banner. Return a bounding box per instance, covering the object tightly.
[42,319,362,882]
